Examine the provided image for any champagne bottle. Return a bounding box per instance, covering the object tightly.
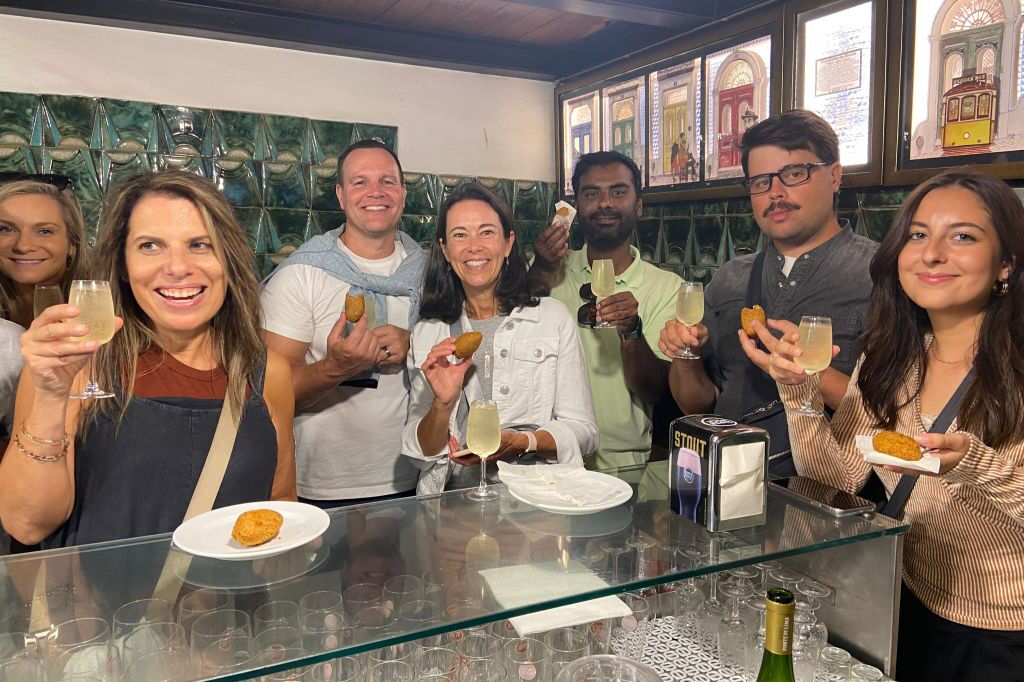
[756,588,796,682]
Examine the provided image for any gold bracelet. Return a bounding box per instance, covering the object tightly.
[13,433,67,462]
[20,421,69,449]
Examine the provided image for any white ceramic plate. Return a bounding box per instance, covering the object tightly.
[172,501,330,561]
[505,471,633,515]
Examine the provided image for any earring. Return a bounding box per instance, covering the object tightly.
[993,279,1009,297]
[504,256,509,267]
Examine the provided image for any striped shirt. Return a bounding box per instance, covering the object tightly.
[780,356,1024,631]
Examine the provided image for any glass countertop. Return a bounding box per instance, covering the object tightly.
[0,463,907,680]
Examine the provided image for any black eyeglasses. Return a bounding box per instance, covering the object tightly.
[0,172,74,191]
[741,162,831,196]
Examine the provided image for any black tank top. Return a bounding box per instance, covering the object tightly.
[43,355,278,549]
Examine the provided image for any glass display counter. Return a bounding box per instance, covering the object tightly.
[0,464,907,680]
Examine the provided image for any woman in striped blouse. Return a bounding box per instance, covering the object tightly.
[764,169,1024,681]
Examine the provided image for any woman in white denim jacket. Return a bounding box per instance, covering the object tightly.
[402,183,598,494]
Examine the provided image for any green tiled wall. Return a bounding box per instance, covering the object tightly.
[565,186,912,284]
[0,92,557,277]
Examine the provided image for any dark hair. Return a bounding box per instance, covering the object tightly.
[740,109,840,176]
[419,182,540,323]
[336,139,404,185]
[571,151,642,197]
[858,168,1024,448]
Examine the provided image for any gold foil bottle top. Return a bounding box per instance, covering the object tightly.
[764,588,796,656]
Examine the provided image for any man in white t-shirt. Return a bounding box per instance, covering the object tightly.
[261,140,427,506]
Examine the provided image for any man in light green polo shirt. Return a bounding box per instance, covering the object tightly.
[530,151,681,470]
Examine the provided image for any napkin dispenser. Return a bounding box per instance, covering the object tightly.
[669,414,769,532]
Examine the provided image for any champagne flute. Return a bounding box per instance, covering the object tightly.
[68,280,117,400]
[674,281,704,359]
[34,284,64,318]
[466,352,500,501]
[793,315,832,417]
[590,259,616,329]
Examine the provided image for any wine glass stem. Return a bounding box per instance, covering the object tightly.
[803,374,815,411]
[478,457,488,497]
[86,354,98,391]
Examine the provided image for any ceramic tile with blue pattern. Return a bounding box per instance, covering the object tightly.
[0,92,39,147]
[662,217,692,266]
[350,123,397,150]
[307,120,355,165]
[308,163,341,212]
[511,180,551,222]
[100,99,155,152]
[514,220,549,262]
[266,208,310,254]
[96,150,152,195]
[438,175,474,206]
[212,155,262,208]
[692,215,726,267]
[684,265,716,286]
[475,177,513,209]
[264,114,308,165]
[260,159,308,209]
[39,95,95,148]
[839,210,861,235]
[636,218,663,263]
[726,215,762,258]
[154,153,209,177]
[35,147,102,241]
[660,201,692,218]
[207,110,261,160]
[313,210,346,236]
[726,197,752,215]
[234,207,264,254]
[402,172,438,216]
[0,146,37,174]
[400,214,437,252]
[862,208,896,243]
[158,106,207,157]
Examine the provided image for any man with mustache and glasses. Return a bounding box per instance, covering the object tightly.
[658,110,876,475]
[530,151,682,470]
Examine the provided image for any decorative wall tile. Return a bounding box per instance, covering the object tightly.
[0,93,37,146]
[351,123,397,150]
[260,161,308,209]
[212,157,262,208]
[514,220,548,260]
[635,218,663,263]
[401,214,437,250]
[0,146,36,174]
[403,172,439,216]
[512,180,550,222]
[662,218,691,266]
[726,215,761,258]
[313,211,345,236]
[438,175,474,205]
[476,177,513,208]
[309,164,340,212]
[692,216,726,267]
[862,208,897,242]
[308,120,355,164]
[266,208,310,252]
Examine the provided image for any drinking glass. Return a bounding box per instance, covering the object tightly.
[253,626,302,656]
[121,622,185,669]
[696,574,725,655]
[255,600,301,634]
[590,259,616,328]
[189,609,250,665]
[466,399,500,501]
[399,600,443,649]
[52,643,121,681]
[176,588,232,636]
[68,280,117,400]
[794,315,833,417]
[455,630,501,663]
[545,627,590,678]
[300,591,344,621]
[768,567,805,595]
[33,284,63,318]
[502,637,548,682]
[846,663,885,681]
[113,598,172,646]
[0,656,44,682]
[327,655,362,682]
[384,575,423,612]
[744,595,768,680]
[197,634,253,677]
[123,648,189,682]
[343,583,383,618]
[718,579,754,674]
[258,646,313,680]
[816,646,853,681]
[415,646,460,677]
[612,592,651,661]
[456,659,508,681]
[674,281,704,359]
[366,660,415,682]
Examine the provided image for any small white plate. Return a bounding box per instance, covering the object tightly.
[855,435,941,474]
[172,501,330,561]
[505,471,633,515]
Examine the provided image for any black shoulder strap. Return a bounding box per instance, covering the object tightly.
[745,249,767,308]
[877,367,975,519]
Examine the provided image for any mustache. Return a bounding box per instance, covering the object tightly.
[586,210,622,222]
[764,201,799,218]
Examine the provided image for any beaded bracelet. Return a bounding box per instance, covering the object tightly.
[20,421,69,449]
[13,433,67,462]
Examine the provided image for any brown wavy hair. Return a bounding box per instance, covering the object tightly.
[90,171,264,421]
[858,168,1024,447]
[0,179,87,320]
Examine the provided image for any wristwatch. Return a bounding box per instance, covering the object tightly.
[619,316,643,341]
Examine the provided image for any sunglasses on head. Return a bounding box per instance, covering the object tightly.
[0,172,74,191]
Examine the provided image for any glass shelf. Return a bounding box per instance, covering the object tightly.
[0,462,907,680]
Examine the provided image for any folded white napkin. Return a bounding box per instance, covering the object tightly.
[855,435,941,473]
[497,462,624,508]
[480,560,631,636]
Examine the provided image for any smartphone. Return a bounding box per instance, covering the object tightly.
[769,476,875,517]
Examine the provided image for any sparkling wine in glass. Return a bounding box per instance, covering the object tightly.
[674,281,704,359]
[466,351,500,501]
[590,259,616,329]
[793,316,832,417]
[34,284,64,318]
[68,280,117,400]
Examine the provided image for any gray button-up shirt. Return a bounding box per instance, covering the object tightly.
[703,224,878,421]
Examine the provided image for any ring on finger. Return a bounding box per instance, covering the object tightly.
[383,345,393,359]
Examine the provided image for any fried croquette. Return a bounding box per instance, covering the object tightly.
[556,206,570,217]
[345,293,365,323]
[453,331,483,360]
[231,509,284,547]
[872,431,923,461]
[740,305,766,338]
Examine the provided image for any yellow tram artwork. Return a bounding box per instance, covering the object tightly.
[941,74,996,154]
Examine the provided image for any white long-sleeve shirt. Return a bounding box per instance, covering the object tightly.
[402,297,598,494]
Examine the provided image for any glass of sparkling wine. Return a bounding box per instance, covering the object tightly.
[794,315,832,417]
[34,284,64,318]
[466,399,500,501]
[591,258,616,328]
[674,281,704,359]
[69,280,117,400]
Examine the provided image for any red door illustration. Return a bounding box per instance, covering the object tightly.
[718,84,753,170]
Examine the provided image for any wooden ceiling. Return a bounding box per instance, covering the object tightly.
[4,0,774,79]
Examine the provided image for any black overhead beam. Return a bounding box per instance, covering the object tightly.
[502,0,714,28]
[0,0,584,79]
